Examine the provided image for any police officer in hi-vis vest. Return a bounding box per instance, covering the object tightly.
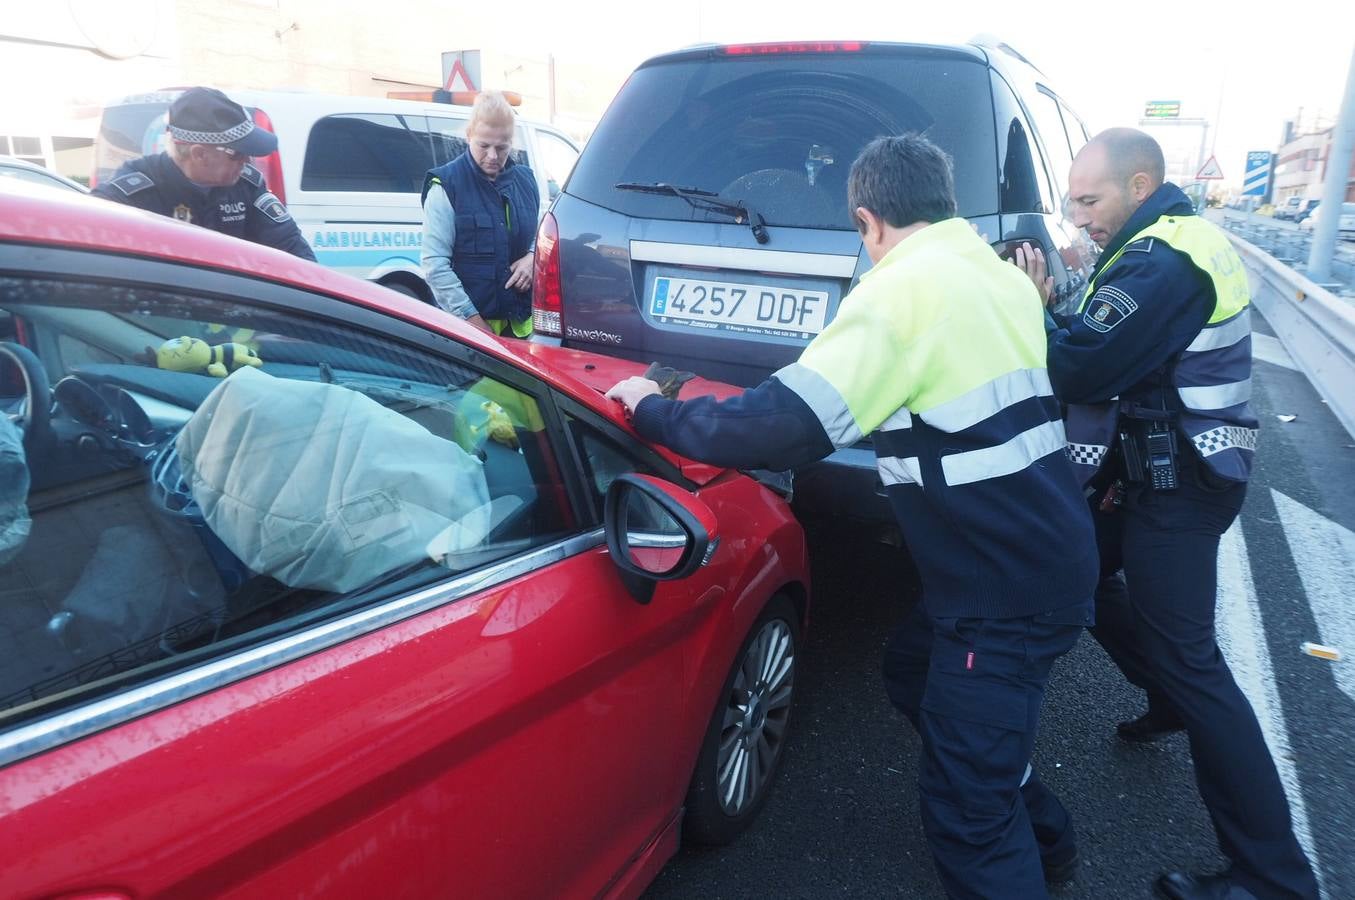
[1015,128,1318,900]
[609,134,1098,900]
[92,87,315,261]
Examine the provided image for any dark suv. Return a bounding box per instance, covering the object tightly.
[532,38,1099,531]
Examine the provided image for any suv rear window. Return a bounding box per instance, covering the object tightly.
[568,50,998,230]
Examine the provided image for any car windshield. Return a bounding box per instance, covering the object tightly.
[567,49,998,230]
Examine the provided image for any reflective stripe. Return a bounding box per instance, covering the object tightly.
[941,420,1068,487]
[1191,425,1258,457]
[1066,442,1109,468]
[880,407,914,431]
[878,455,924,487]
[918,368,1053,433]
[1186,309,1251,353]
[773,363,862,448]
[1179,378,1251,410]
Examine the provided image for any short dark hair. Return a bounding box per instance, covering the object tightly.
[847,134,957,232]
[1091,127,1165,188]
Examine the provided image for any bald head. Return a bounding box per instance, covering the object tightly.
[1087,127,1165,188]
[1066,128,1166,248]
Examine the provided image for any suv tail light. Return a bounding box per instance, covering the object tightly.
[532,212,563,337]
[721,42,866,55]
[249,107,286,204]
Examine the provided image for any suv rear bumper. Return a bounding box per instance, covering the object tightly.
[791,444,895,531]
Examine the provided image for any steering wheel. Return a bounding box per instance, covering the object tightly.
[0,341,52,452]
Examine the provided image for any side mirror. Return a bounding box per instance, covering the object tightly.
[604,473,718,603]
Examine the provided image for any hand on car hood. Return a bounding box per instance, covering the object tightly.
[517,342,743,485]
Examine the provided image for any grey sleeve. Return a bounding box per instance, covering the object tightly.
[420,189,477,318]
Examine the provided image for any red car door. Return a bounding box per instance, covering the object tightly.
[0,259,721,899]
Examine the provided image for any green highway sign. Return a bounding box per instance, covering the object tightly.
[1144,101,1181,118]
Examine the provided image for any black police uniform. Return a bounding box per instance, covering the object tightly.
[1047,184,1319,900]
[93,153,316,261]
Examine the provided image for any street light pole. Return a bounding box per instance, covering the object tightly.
[1307,43,1355,283]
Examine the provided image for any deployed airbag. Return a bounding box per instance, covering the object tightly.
[177,367,491,592]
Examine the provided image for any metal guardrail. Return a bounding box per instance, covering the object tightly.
[1222,215,1355,297]
[1227,230,1355,439]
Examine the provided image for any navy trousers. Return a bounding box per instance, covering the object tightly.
[1091,463,1319,900]
[884,603,1083,900]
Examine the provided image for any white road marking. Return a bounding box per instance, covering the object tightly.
[1216,522,1321,889]
[1252,333,1300,371]
[1270,489,1355,704]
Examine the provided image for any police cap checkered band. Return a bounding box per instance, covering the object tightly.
[167,87,277,157]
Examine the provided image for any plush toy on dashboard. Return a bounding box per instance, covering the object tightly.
[153,336,263,378]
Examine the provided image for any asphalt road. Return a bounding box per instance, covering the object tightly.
[645,308,1355,899]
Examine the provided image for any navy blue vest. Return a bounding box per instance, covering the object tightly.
[422,152,538,322]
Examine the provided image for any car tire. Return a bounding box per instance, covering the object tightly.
[682,592,799,846]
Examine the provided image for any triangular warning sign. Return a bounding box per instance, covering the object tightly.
[1195,156,1224,180]
[443,59,477,93]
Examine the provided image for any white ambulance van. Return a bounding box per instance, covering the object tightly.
[93,89,582,301]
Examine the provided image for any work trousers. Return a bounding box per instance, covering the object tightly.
[884,603,1082,900]
[1091,463,1319,900]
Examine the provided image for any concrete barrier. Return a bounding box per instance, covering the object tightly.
[1229,232,1355,438]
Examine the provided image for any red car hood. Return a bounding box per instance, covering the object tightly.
[516,343,744,486]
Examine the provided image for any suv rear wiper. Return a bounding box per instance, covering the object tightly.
[615,182,770,244]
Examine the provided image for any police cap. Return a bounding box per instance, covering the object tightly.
[168,87,277,157]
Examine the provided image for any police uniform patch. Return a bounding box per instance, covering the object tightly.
[109,172,155,196]
[1123,237,1154,254]
[173,204,193,223]
[1082,285,1138,333]
[254,192,291,223]
[238,164,264,188]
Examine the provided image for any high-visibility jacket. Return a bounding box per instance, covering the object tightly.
[1064,212,1257,486]
[632,217,1097,621]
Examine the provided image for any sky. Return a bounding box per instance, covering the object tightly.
[499,0,1355,189]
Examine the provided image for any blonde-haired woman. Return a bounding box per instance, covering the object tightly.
[420,91,538,337]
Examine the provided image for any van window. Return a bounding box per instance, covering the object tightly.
[536,130,580,199]
[1027,89,1076,202]
[990,72,1047,215]
[301,114,433,193]
[567,52,998,229]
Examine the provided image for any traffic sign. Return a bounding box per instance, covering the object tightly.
[1242,151,1271,197]
[1145,100,1181,118]
[441,50,481,93]
[1195,156,1224,180]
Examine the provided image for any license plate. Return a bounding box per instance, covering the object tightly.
[649,276,830,339]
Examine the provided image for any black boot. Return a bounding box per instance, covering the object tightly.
[1115,706,1184,743]
[1155,871,1258,899]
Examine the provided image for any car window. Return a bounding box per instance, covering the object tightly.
[0,167,69,191]
[0,275,573,729]
[565,416,659,511]
[990,71,1048,215]
[428,115,529,169]
[1027,89,1076,203]
[568,52,998,229]
[536,130,580,200]
[301,113,434,192]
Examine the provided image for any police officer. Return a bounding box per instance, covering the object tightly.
[1016,128,1318,900]
[92,87,316,261]
[420,91,538,337]
[608,134,1098,899]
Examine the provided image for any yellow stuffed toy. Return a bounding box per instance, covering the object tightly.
[154,336,263,378]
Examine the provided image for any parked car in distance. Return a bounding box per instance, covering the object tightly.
[0,180,809,899]
[0,154,87,193]
[93,87,582,301]
[531,37,1099,532]
[1297,201,1355,240]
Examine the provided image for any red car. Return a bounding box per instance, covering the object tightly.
[0,182,809,899]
